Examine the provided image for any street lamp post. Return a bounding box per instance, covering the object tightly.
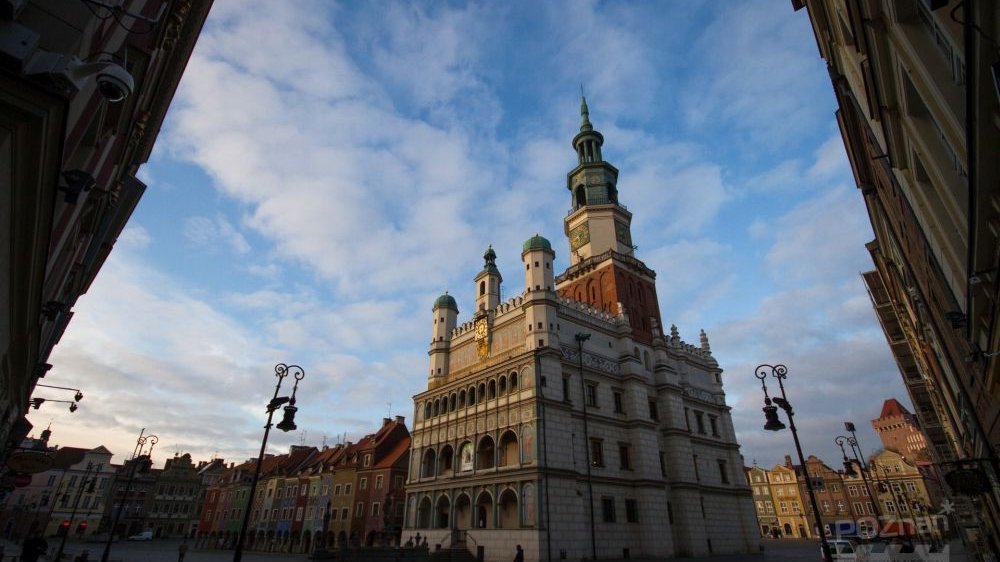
[575,333,597,562]
[754,364,833,562]
[835,434,882,539]
[101,429,158,562]
[232,363,305,562]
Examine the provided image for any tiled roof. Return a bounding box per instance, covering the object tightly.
[374,435,410,469]
[878,398,912,419]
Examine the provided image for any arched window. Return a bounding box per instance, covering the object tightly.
[433,399,440,417]
[498,376,507,395]
[479,281,485,296]
[468,387,476,405]
[421,449,437,479]
[438,445,454,475]
[450,393,457,412]
[477,436,496,470]
[459,390,466,408]
[643,351,651,371]
[478,383,486,400]
[509,372,518,392]
[575,185,587,208]
[423,403,431,420]
[488,380,496,399]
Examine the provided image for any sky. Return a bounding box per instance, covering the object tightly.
[33,0,911,472]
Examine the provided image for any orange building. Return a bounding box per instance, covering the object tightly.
[872,399,930,461]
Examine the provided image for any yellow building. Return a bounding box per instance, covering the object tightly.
[765,464,812,539]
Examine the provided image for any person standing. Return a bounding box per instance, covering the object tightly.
[513,544,524,562]
[19,533,47,562]
[178,542,189,562]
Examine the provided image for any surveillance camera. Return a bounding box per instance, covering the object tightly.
[94,62,134,102]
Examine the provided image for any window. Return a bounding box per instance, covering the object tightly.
[394,476,404,489]
[295,507,304,521]
[906,482,918,493]
[331,508,338,521]
[684,408,691,431]
[623,499,639,523]
[364,454,372,467]
[765,501,774,513]
[717,460,729,484]
[694,411,706,434]
[613,391,624,414]
[693,455,700,481]
[356,502,364,517]
[562,377,571,402]
[822,500,831,513]
[836,500,846,513]
[601,497,616,522]
[590,439,604,467]
[301,485,308,496]
[334,485,341,496]
[345,484,352,495]
[885,500,896,513]
[619,444,632,470]
[47,475,56,486]
[341,507,349,520]
[375,475,383,489]
[659,451,667,477]
[271,509,278,521]
[585,383,598,407]
[779,501,788,514]
[848,485,858,497]
[709,416,719,437]
[372,502,380,516]
[648,400,658,421]
[361,478,368,490]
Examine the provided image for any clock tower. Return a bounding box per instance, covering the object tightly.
[557,98,663,344]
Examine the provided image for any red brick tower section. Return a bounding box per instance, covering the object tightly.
[555,97,663,344]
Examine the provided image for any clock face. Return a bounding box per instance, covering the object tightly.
[569,223,591,251]
[615,221,632,246]
[475,318,488,340]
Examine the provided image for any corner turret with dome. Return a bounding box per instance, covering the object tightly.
[407,97,757,561]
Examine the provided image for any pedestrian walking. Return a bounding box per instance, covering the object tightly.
[178,542,188,562]
[513,544,524,562]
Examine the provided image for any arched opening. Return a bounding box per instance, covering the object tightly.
[498,375,507,395]
[366,531,377,546]
[575,185,587,208]
[303,530,311,553]
[421,448,437,478]
[510,372,518,391]
[468,387,476,405]
[438,444,454,476]
[459,441,474,472]
[433,399,440,417]
[417,497,432,529]
[475,491,493,528]
[478,383,486,400]
[449,393,457,411]
[479,281,485,296]
[455,493,472,530]
[498,430,519,467]
[423,402,431,420]
[337,531,348,547]
[459,390,466,408]
[477,435,495,470]
[643,350,651,370]
[435,495,451,528]
[488,380,496,399]
[608,183,618,203]
[498,489,519,528]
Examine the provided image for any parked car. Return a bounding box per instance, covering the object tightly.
[127,531,153,541]
[824,539,858,561]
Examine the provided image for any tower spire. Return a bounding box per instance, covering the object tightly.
[580,88,593,132]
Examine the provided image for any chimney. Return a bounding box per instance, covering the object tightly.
[784,455,793,468]
[395,415,405,425]
[383,417,392,427]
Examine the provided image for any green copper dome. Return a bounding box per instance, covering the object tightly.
[433,292,458,311]
[523,234,552,252]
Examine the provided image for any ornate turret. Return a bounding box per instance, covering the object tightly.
[474,245,502,312]
[522,234,555,293]
[429,291,458,382]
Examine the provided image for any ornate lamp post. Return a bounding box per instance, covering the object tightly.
[232,363,305,562]
[575,333,597,562]
[835,434,882,539]
[102,429,158,562]
[754,364,833,562]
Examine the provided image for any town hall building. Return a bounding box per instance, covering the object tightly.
[403,100,758,560]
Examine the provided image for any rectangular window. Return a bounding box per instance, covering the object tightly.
[562,377,570,402]
[822,500,831,513]
[307,506,315,519]
[717,460,729,484]
[906,482,918,493]
[334,484,341,496]
[585,383,598,407]
[372,502,380,516]
[364,454,372,467]
[709,416,719,437]
[765,501,773,513]
[658,451,667,477]
[361,478,368,490]
[885,500,896,513]
[695,411,706,434]
[836,500,846,513]
[590,439,604,467]
[295,507,304,521]
[601,497,616,522]
[376,475,383,489]
[345,484,352,495]
[613,391,624,413]
[625,499,638,523]
[693,455,700,481]
[684,408,691,431]
[780,501,788,514]
[271,509,278,521]
[47,475,56,486]
[331,508,338,521]
[648,399,658,421]
[341,507,349,520]
[356,502,364,517]
[619,444,632,470]
[394,476,404,489]
[848,485,858,497]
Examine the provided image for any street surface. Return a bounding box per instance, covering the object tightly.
[0,537,974,562]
